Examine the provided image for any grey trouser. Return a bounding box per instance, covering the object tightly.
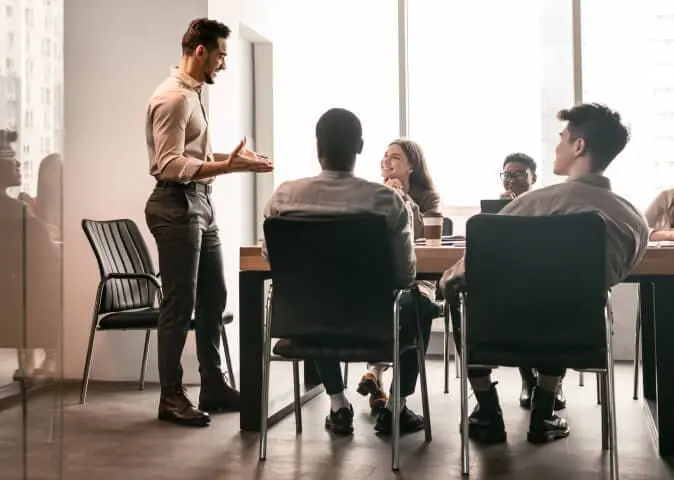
[145,182,226,389]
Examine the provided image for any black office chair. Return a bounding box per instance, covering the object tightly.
[442,216,453,236]
[457,213,618,479]
[80,219,236,403]
[259,215,432,471]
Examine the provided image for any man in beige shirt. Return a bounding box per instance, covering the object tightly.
[441,103,648,446]
[264,109,432,437]
[644,188,674,240]
[145,18,272,427]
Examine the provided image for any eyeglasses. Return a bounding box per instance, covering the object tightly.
[500,171,528,181]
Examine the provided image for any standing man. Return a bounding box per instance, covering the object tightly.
[145,18,273,427]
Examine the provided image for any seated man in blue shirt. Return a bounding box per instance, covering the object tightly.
[263,108,435,436]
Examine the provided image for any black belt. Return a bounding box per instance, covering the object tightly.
[156,180,212,194]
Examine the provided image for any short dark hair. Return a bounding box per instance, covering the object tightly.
[503,152,537,174]
[557,103,630,172]
[181,18,230,54]
[316,108,363,169]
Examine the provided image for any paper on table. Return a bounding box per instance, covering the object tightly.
[648,241,674,248]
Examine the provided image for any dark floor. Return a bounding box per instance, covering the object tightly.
[0,361,672,479]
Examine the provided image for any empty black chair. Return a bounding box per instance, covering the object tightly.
[259,215,431,471]
[80,219,236,403]
[457,213,618,478]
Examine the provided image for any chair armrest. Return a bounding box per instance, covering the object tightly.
[104,272,162,290]
[394,283,419,296]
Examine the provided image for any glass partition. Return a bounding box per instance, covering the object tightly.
[0,0,64,478]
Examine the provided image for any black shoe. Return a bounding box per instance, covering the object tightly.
[463,383,507,445]
[325,406,354,436]
[374,406,425,435]
[158,386,211,427]
[519,381,534,409]
[554,385,567,411]
[518,368,536,410]
[527,387,570,444]
[198,374,241,413]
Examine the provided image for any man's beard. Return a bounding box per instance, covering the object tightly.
[204,74,215,85]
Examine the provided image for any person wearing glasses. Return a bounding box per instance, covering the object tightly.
[499,153,537,200]
[499,154,568,412]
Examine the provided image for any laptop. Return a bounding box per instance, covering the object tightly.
[480,199,512,214]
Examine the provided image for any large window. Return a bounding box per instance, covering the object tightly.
[407,1,573,207]
[273,0,399,186]
[1,0,63,196]
[582,0,674,209]
[406,0,674,211]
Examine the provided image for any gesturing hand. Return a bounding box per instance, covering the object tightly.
[227,136,273,173]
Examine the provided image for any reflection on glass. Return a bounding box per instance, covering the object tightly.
[0,0,64,477]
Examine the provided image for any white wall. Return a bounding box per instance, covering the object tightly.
[63,0,209,382]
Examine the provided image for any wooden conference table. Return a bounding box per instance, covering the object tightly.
[239,244,674,458]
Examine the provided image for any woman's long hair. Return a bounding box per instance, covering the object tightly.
[388,138,437,194]
[35,153,63,233]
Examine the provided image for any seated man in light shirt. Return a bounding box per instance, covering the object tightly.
[263,108,434,437]
[441,103,649,445]
[644,188,674,241]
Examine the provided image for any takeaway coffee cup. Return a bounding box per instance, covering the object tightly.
[422,212,443,246]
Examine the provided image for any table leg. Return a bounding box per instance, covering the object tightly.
[653,278,674,457]
[640,282,656,401]
[239,271,323,432]
[239,270,265,431]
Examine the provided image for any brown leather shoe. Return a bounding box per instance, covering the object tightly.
[369,390,388,415]
[357,372,388,415]
[158,386,210,427]
[198,375,241,413]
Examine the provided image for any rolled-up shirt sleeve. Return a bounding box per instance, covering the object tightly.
[149,94,204,182]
